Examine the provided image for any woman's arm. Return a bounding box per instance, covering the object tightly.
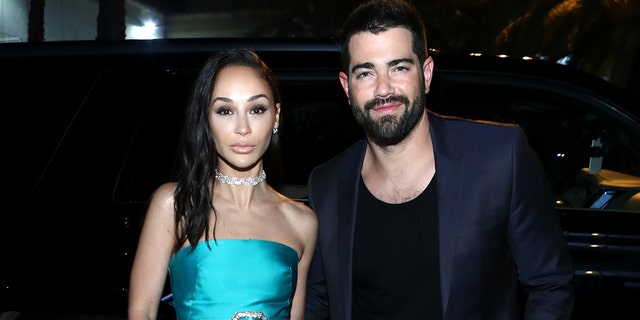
[128,182,178,320]
[290,203,318,320]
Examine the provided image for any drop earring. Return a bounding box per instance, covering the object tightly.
[273,128,278,135]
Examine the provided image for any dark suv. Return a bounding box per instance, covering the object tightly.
[1,38,639,319]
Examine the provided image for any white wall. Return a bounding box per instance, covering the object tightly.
[45,0,98,41]
[0,0,161,42]
[0,0,28,42]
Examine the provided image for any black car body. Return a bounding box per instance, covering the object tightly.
[1,38,639,319]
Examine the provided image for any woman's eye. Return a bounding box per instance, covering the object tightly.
[251,105,267,114]
[215,107,232,115]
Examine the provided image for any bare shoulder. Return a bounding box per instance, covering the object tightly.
[289,199,317,223]
[276,194,317,233]
[280,198,317,260]
[145,182,177,222]
[150,182,176,205]
[266,191,317,257]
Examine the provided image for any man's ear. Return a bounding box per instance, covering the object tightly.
[339,71,350,103]
[423,56,434,94]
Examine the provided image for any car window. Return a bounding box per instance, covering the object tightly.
[429,71,640,211]
[114,68,363,203]
[107,51,639,212]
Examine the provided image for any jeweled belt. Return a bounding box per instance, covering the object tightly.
[231,311,267,320]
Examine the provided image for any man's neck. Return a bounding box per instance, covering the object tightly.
[361,114,435,203]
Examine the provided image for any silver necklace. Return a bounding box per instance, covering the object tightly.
[214,169,266,186]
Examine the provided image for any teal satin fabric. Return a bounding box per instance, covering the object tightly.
[169,239,298,320]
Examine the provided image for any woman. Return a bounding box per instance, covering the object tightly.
[128,49,318,320]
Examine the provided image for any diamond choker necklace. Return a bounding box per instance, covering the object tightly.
[214,169,266,186]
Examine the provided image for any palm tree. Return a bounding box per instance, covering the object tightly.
[495,0,640,92]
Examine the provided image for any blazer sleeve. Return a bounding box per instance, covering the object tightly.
[304,168,331,320]
[508,127,575,319]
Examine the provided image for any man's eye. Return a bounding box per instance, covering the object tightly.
[355,71,371,79]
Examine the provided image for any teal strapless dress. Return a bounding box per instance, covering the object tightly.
[168,239,299,320]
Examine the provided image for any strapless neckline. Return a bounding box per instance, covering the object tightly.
[168,238,299,320]
[177,239,298,258]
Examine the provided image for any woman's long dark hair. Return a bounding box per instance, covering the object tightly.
[173,48,282,253]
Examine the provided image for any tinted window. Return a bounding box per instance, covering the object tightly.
[429,71,640,210]
[114,66,363,203]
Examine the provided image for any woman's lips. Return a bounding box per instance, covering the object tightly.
[231,144,255,153]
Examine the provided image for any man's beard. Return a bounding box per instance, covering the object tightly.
[351,93,425,146]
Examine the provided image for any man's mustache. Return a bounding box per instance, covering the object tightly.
[364,95,410,110]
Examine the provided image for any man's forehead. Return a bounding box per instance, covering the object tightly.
[348,30,416,68]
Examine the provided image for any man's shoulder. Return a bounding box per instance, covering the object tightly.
[431,111,518,129]
[428,111,529,160]
[309,139,366,178]
[430,111,523,139]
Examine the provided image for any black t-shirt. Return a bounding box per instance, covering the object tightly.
[352,174,443,319]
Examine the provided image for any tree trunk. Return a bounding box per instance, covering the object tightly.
[28,0,45,42]
[96,0,126,40]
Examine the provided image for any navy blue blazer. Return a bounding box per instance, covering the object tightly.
[305,112,574,320]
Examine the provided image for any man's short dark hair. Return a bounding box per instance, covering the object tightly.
[339,0,428,72]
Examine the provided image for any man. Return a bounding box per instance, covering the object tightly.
[304,0,574,319]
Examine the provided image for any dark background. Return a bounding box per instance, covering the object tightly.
[19,0,640,96]
[144,0,640,95]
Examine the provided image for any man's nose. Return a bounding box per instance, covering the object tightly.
[374,73,394,98]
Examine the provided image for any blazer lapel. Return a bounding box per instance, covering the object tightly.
[332,118,465,317]
[429,113,465,315]
[335,140,366,319]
